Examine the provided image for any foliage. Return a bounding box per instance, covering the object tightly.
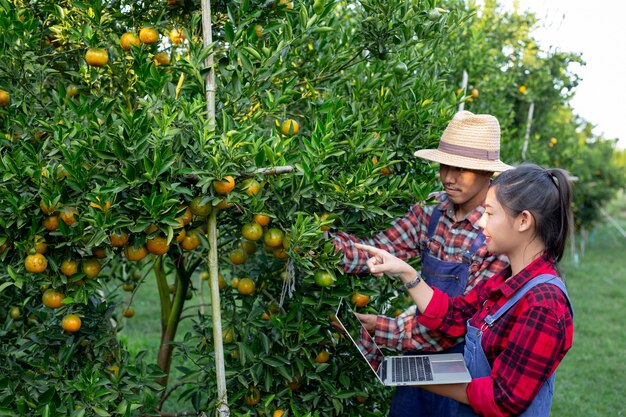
[0,0,624,416]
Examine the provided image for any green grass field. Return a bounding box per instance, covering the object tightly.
[119,210,626,416]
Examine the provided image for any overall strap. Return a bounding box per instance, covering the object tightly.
[427,207,443,238]
[462,232,485,264]
[484,274,573,327]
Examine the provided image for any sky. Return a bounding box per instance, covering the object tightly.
[497,0,626,149]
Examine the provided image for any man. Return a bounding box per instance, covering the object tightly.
[330,111,511,417]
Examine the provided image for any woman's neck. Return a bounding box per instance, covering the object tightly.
[507,240,546,277]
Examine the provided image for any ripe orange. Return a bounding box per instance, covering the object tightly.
[315,350,330,363]
[550,137,558,145]
[82,258,101,279]
[177,206,193,226]
[281,119,299,136]
[85,48,109,67]
[273,248,288,259]
[122,307,135,318]
[122,282,135,292]
[146,235,170,255]
[231,277,240,288]
[25,253,48,273]
[254,214,271,226]
[355,395,368,403]
[91,246,107,258]
[237,278,255,295]
[120,32,140,51]
[169,28,185,44]
[242,178,261,196]
[180,231,201,251]
[213,176,235,195]
[471,88,479,98]
[110,231,129,247]
[139,27,159,44]
[215,199,234,210]
[33,235,47,254]
[61,314,82,333]
[254,24,264,38]
[42,215,60,231]
[60,259,79,277]
[59,207,78,226]
[190,196,212,217]
[351,292,370,308]
[124,244,148,261]
[0,89,9,107]
[42,289,64,308]
[244,386,261,406]
[314,270,335,287]
[174,228,186,243]
[229,248,247,265]
[218,274,227,289]
[519,85,527,94]
[264,228,285,248]
[154,51,171,66]
[241,222,263,241]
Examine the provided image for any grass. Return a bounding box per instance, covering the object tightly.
[119,209,626,417]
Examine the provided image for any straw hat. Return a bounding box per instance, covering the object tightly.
[414,111,512,172]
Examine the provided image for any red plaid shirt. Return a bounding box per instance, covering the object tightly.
[331,193,509,352]
[420,256,574,417]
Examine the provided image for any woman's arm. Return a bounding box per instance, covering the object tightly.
[421,383,470,405]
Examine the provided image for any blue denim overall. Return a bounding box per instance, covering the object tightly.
[390,208,485,417]
[457,274,573,417]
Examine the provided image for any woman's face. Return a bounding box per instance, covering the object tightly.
[478,187,520,256]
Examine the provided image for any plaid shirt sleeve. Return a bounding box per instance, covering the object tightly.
[330,203,429,274]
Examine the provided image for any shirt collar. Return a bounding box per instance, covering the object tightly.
[498,256,558,297]
[437,195,485,231]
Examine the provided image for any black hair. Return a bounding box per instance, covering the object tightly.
[491,163,572,262]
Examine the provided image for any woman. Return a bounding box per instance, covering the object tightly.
[355,164,574,417]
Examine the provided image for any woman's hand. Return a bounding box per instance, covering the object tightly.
[354,243,418,283]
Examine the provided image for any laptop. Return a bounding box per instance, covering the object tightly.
[334,298,472,386]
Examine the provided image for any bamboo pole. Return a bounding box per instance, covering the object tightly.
[521,102,534,160]
[201,1,228,416]
[457,70,468,112]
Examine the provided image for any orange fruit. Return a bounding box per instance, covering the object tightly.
[244,386,261,406]
[180,231,201,251]
[314,270,335,287]
[154,51,171,66]
[471,88,479,98]
[254,25,263,38]
[33,235,47,254]
[254,214,271,226]
[215,199,234,210]
[241,222,263,241]
[169,28,185,44]
[237,278,255,295]
[218,274,227,289]
[174,228,186,243]
[9,306,21,319]
[85,48,109,67]
[122,307,135,318]
[59,207,78,226]
[42,215,60,231]
[281,119,299,136]
[273,248,288,259]
[519,85,527,94]
[550,137,558,145]
[139,27,159,44]
[355,395,368,403]
[264,228,284,248]
[60,259,79,277]
[110,231,129,247]
[229,248,247,265]
[42,289,64,308]
[213,176,235,195]
[146,235,170,255]
[351,292,370,308]
[240,239,258,255]
[0,89,10,107]
[92,247,107,258]
[66,85,79,97]
[242,178,261,196]
[222,328,234,344]
[82,258,101,279]
[120,32,140,51]
[177,206,193,226]
[25,253,48,273]
[231,277,240,288]
[315,350,330,363]
[124,245,148,261]
[122,282,135,292]
[61,314,82,333]
[190,196,212,217]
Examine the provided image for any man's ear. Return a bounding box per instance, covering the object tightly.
[517,210,535,232]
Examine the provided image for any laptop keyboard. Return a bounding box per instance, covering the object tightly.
[391,356,433,382]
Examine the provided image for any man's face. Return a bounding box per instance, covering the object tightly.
[439,164,493,211]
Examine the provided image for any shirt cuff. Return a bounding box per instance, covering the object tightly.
[467,377,506,417]
[373,315,395,347]
[416,287,449,330]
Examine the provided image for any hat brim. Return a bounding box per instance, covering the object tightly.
[414,149,512,172]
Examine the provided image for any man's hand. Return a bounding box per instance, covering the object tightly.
[355,312,377,336]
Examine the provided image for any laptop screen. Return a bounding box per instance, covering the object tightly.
[335,298,385,379]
